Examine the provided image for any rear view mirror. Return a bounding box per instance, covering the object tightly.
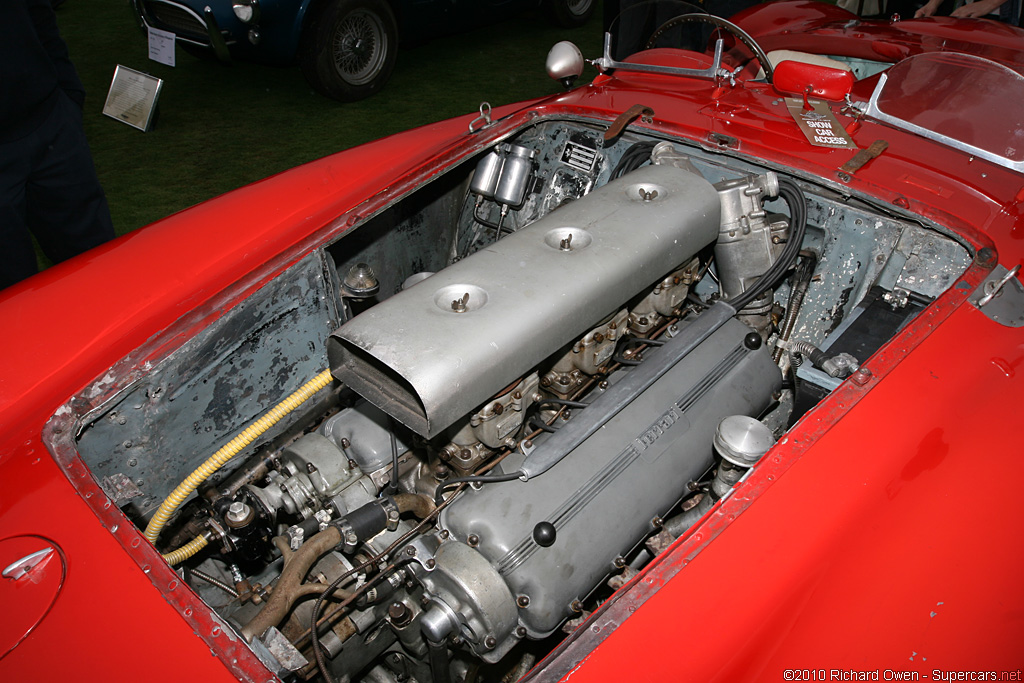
[773,60,854,102]
[547,41,584,90]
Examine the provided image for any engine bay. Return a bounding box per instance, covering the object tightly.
[68,117,970,682]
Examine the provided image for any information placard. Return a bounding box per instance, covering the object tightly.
[102,65,163,132]
[148,27,176,67]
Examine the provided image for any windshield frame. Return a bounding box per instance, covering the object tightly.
[593,31,726,79]
[863,52,1024,174]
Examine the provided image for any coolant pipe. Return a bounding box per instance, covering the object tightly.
[663,496,713,538]
[517,300,737,480]
[393,493,436,519]
[242,526,342,642]
[242,495,416,642]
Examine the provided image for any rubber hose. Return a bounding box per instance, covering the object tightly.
[162,534,208,566]
[145,369,334,546]
[787,340,829,368]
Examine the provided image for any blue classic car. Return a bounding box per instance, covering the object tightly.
[132,0,594,100]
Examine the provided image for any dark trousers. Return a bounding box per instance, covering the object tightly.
[0,90,114,289]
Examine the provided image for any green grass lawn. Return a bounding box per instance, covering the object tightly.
[54,0,604,254]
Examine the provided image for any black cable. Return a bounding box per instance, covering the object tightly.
[310,562,410,683]
[730,179,807,311]
[473,201,501,230]
[386,419,399,496]
[310,571,347,683]
[686,291,708,309]
[610,140,657,180]
[535,398,588,409]
[611,351,642,366]
[434,472,521,506]
[528,417,557,434]
[623,336,665,347]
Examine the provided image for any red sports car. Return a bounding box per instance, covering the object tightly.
[1,3,1022,681]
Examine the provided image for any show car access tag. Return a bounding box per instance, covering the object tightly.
[785,98,857,149]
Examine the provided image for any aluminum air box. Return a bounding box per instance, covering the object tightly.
[328,164,720,438]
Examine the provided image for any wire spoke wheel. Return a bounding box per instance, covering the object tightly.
[301,0,398,101]
[565,0,593,17]
[332,9,387,85]
[546,0,595,27]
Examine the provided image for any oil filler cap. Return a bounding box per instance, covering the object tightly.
[714,415,775,468]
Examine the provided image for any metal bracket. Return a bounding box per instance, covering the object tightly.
[977,264,1021,307]
[468,102,493,134]
[972,264,1024,327]
[706,132,738,149]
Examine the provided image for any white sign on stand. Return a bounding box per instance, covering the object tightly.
[148,26,176,67]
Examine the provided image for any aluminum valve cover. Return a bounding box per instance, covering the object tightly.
[439,317,782,641]
[328,164,720,438]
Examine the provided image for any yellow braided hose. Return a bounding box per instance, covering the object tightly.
[162,534,209,566]
[145,369,334,547]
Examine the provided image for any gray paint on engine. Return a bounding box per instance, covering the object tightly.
[434,317,782,653]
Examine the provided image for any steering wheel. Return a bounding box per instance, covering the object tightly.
[645,13,774,83]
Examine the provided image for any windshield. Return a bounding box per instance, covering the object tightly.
[864,52,1024,172]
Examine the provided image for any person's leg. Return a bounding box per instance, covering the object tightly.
[26,91,113,266]
[0,135,39,289]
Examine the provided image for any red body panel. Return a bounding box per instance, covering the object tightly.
[2,12,1023,680]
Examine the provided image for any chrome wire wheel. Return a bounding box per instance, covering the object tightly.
[331,8,388,85]
[546,0,595,28]
[565,0,593,17]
